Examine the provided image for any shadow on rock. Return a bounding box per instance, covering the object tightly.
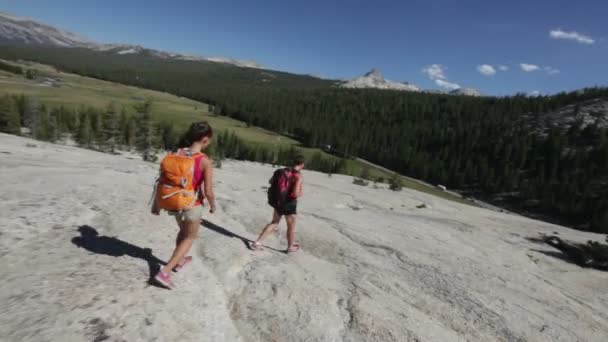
[202,219,284,253]
[72,225,166,285]
[527,233,608,271]
[202,219,252,249]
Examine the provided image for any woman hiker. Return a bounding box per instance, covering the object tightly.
[151,121,216,289]
[249,155,305,253]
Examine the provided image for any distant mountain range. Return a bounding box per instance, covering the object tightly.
[0,12,262,68]
[0,11,487,95]
[0,12,94,47]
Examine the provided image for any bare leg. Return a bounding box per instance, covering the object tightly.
[255,210,282,244]
[162,220,199,273]
[173,226,189,266]
[286,214,297,248]
[176,225,187,247]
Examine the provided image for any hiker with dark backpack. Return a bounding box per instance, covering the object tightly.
[249,155,305,253]
[150,122,216,289]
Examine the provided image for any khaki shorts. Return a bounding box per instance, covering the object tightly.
[168,205,203,223]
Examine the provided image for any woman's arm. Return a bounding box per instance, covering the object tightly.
[291,175,303,199]
[201,157,216,213]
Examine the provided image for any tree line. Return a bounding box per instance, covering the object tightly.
[0,94,346,174]
[0,60,37,79]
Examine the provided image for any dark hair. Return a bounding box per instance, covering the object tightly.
[293,154,305,167]
[178,121,213,148]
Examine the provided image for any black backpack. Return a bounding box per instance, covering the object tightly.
[267,168,296,207]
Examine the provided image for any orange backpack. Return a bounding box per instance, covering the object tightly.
[154,149,202,212]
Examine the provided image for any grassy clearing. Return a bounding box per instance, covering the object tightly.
[0,61,298,145]
[0,59,470,204]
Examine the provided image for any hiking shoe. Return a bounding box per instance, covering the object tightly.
[286,243,301,254]
[173,256,192,272]
[154,270,174,289]
[248,241,264,251]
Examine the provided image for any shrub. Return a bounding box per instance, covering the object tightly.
[25,69,37,80]
[360,167,371,180]
[389,174,403,191]
[353,178,369,186]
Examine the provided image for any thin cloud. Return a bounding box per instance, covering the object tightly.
[544,66,560,75]
[520,63,560,75]
[498,65,509,71]
[550,29,595,45]
[435,79,461,90]
[477,64,496,76]
[422,64,461,90]
[520,63,540,72]
[422,64,447,80]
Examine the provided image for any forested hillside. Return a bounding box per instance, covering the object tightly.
[0,45,606,232]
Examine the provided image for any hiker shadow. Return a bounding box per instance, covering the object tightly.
[202,219,284,253]
[71,225,167,286]
[202,219,251,249]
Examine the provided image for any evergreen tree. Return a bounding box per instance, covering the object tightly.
[91,109,104,149]
[13,95,38,136]
[75,111,92,147]
[158,121,177,151]
[121,109,136,148]
[33,106,59,142]
[47,111,59,142]
[134,100,156,161]
[0,96,20,135]
[101,103,120,152]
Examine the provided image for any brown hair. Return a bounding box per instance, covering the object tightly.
[178,121,213,148]
[293,154,305,167]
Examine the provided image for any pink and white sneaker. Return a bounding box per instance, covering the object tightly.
[154,270,175,289]
[173,256,192,272]
[287,243,301,254]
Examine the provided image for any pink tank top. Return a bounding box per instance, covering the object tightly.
[192,153,206,206]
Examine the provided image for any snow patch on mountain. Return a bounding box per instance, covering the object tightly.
[449,87,482,97]
[341,69,420,92]
[117,48,138,55]
[203,57,261,69]
[342,69,484,95]
[0,12,262,69]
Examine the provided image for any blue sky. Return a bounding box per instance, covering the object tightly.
[1,0,606,95]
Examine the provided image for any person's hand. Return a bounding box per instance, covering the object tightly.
[209,204,216,214]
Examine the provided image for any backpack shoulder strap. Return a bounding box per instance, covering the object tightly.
[181,148,201,158]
